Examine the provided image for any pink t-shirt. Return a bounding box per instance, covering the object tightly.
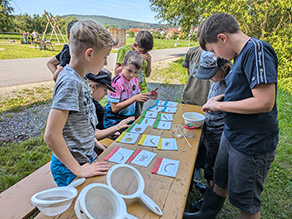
[107,73,140,116]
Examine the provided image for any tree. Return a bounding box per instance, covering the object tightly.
[149,0,292,40]
[0,0,14,32]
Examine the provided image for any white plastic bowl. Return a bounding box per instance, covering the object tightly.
[182,112,205,128]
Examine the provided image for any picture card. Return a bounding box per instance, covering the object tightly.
[158,138,178,150]
[137,117,156,127]
[152,157,180,178]
[154,100,166,106]
[116,132,140,144]
[104,147,134,164]
[147,105,165,112]
[153,120,172,130]
[138,134,161,147]
[127,123,148,134]
[165,101,178,108]
[162,106,177,114]
[141,110,158,119]
[127,149,157,167]
[157,113,173,121]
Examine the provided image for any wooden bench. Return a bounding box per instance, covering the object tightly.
[0,138,113,218]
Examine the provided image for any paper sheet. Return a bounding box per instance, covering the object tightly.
[104,147,134,164]
[138,134,161,147]
[128,149,157,167]
[117,132,140,144]
[154,120,172,130]
[158,138,178,150]
[158,113,173,121]
[127,123,148,134]
[152,157,180,178]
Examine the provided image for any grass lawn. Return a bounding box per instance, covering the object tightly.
[0,58,291,218]
[0,37,196,59]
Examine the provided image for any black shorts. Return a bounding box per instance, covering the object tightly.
[214,133,276,214]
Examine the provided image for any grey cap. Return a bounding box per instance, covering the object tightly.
[195,51,229,79]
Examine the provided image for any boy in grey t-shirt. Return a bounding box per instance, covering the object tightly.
[44,20,115,186]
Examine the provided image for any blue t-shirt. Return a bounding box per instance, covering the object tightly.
[224,37,279,155]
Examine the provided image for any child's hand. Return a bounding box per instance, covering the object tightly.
[117,116,135,130]
[135,93,150,102]
[78,162,110,178]
[203,94,224,113]
[141,52,151,62]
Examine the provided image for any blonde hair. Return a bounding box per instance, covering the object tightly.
[69,20,115,57]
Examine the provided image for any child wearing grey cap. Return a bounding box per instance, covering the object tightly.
[184,51,231,215]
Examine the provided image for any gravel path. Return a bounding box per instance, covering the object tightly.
[0,82,184,146]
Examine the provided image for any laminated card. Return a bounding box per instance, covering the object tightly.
[127,149,157,167]
[153,120,172,130]
[162,106,177,114]
[141,110,158,119]
[147,105,165,112]
[116,132,140,144]
[104,147,134,164]
[137,117,156,127]
[152,157,180,178]
[157,138,178,150]
[155,100,178,108]
[138,134,161,147]
[157,113,173,121]
[126,123,148,134]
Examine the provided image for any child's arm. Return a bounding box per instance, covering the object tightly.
[94,138,106,151]
[52,66,64,82]
[111,93,150,113]
[203,83,275,114]
[44,109,110,178]
[47,56,60,74]
[114,63,123,75]
[142,52,152,77]
[95,116,135,140]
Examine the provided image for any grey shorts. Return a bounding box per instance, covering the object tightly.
[214,133,276,214]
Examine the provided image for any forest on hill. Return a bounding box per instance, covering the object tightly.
[62,14,172,29]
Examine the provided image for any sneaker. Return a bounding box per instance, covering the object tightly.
[193,168,202,182]
[190,198,204,212]
[195,182,207,195]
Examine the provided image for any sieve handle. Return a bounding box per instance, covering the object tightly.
[139,193,163,216]
[67,177,86,188]
[124,213,138,219]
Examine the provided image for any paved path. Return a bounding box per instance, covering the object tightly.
[0,47,189,88]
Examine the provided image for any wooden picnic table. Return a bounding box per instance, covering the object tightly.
[36,103,204,219]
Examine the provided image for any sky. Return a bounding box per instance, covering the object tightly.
[11,0,163,24]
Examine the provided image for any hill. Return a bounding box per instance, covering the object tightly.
[62,14,171,29]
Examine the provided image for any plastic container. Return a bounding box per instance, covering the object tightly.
[183,123,195,138]
[182,112,205,128]
[149,91,158,100]
[172,124,183,138]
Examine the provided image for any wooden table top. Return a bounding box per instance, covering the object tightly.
[36,103,204,219]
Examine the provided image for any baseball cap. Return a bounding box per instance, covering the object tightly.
[85,70,115,92]
[195,51,229,79]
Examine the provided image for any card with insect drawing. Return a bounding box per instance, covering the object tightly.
[126,123,148,134]
[162,106,177,114]
[137,117,156,127]
[116,132,140,144]
[147,105,165,112]
[138,134,161,147]
[157,138,178,150]
[127,149,157,167]
[152,157,180,178]
[153,120,172,130]
[104,147,134,164]
[157,113,173,121]
[142,111,158,119]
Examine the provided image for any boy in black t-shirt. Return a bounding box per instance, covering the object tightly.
[47,20,77,81]
[184,13,278,219]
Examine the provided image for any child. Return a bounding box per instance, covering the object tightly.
[104,50,150,129]
[85,70,135,140]
[115,30,153,117]
[184,51,230,215]
[44,20,115,186]
[185,13,279,219]
[47,20,78,82]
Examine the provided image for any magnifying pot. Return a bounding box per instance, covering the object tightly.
[31,177,86,216]
[106,164,163,216]
[75,183,137,219]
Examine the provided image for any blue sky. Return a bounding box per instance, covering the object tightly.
[11,0,162,24]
